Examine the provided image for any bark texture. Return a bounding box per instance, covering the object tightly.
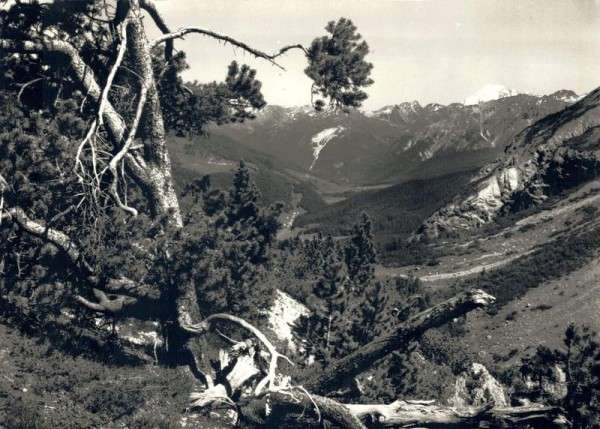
[345,401,569,428]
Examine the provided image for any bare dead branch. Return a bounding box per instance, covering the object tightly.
[75,288,138,314]
[2,206,94,276]
[266,390,367,429]
[0,173,6,227]
[0,38,125,137]
[185,313,294,393]
[98,18,129,128]
[139,0,174,60]
[343,401,569,428]
[149,27,307,71]
[0,33,182,224]
[16,77,44,106]
[189,340,261,409]
[0,203,148,316]
[104,76,148,217]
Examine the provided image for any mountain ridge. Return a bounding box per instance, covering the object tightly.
[205,90,580,186]
[415,86,600,240]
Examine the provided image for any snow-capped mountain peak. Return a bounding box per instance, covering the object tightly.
[463,84,519,106]
[549,90,582,103]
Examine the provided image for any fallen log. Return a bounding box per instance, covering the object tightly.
[345,400,570,428]
[185,289,571,428]
[241,391,569,429]
[303,289,496,394]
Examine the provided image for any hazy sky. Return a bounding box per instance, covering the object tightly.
[150,0,600,109]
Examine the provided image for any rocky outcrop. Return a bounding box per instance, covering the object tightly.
[532,365,568,402]
[415,87,600,240]
[449,363,508,408]
[109,290,308,354]
[267,290,309,350]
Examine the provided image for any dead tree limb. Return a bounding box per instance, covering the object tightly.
[149,27,307,70]
[185,313,294,393]
[189,340,261,409]
[0,10,182,224]
[266,390,368,429]
[302,289,496,394]
[1,205,153,318]
[165,294,569,428]
[139,0,174,60]
[1,207,94,277]
[241,378,569,428]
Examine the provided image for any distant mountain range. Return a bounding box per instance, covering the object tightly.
[205,88,582,186]
[172,86,600,249]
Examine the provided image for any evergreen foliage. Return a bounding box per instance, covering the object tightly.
[295,235,348,366]
[163,161,283,317]
[292,222,408,370]
[157,57,267,137]
[515,325,600,429]
[2,2,594,428]
[305,18,374,111]
[344,212,377,296]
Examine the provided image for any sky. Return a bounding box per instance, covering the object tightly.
[150,0,600,109]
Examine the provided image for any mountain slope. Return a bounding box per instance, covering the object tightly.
[416,87,600,240]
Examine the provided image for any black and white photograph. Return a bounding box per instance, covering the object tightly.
[0,0,599,427]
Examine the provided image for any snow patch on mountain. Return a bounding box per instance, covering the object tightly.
[289,105,317,119]
[425,103,444,112]
[464,84,519,106]
[374,105,395,116]
[408,100,422,114]
[310,126,345,170]
[362,109,375,117]
[552,91,582,103]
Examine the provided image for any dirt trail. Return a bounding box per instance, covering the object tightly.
[419,251,533,282]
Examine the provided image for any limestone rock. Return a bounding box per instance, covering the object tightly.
[267,289,309,350]
[449,362,508,408]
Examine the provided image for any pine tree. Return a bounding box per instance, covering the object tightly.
[304,18,374,111]
[347,280,388,346]
[296,235,348,366]
[176,161,283,317]
[344,212,377,296]
[517,325,600,429]
[225,160,260,228]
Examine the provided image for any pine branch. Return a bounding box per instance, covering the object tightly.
[149,27,307,71]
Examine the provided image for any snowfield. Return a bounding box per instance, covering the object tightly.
[309,126,345,170]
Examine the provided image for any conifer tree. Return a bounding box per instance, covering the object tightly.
[297,235,348,365]
[224,160,260,227]
[347,280,388,346]
[175,161,282,317]
[305,18,374,111]
[303,233,325,277]
[344,212,377,296]
[518,325,600,429]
